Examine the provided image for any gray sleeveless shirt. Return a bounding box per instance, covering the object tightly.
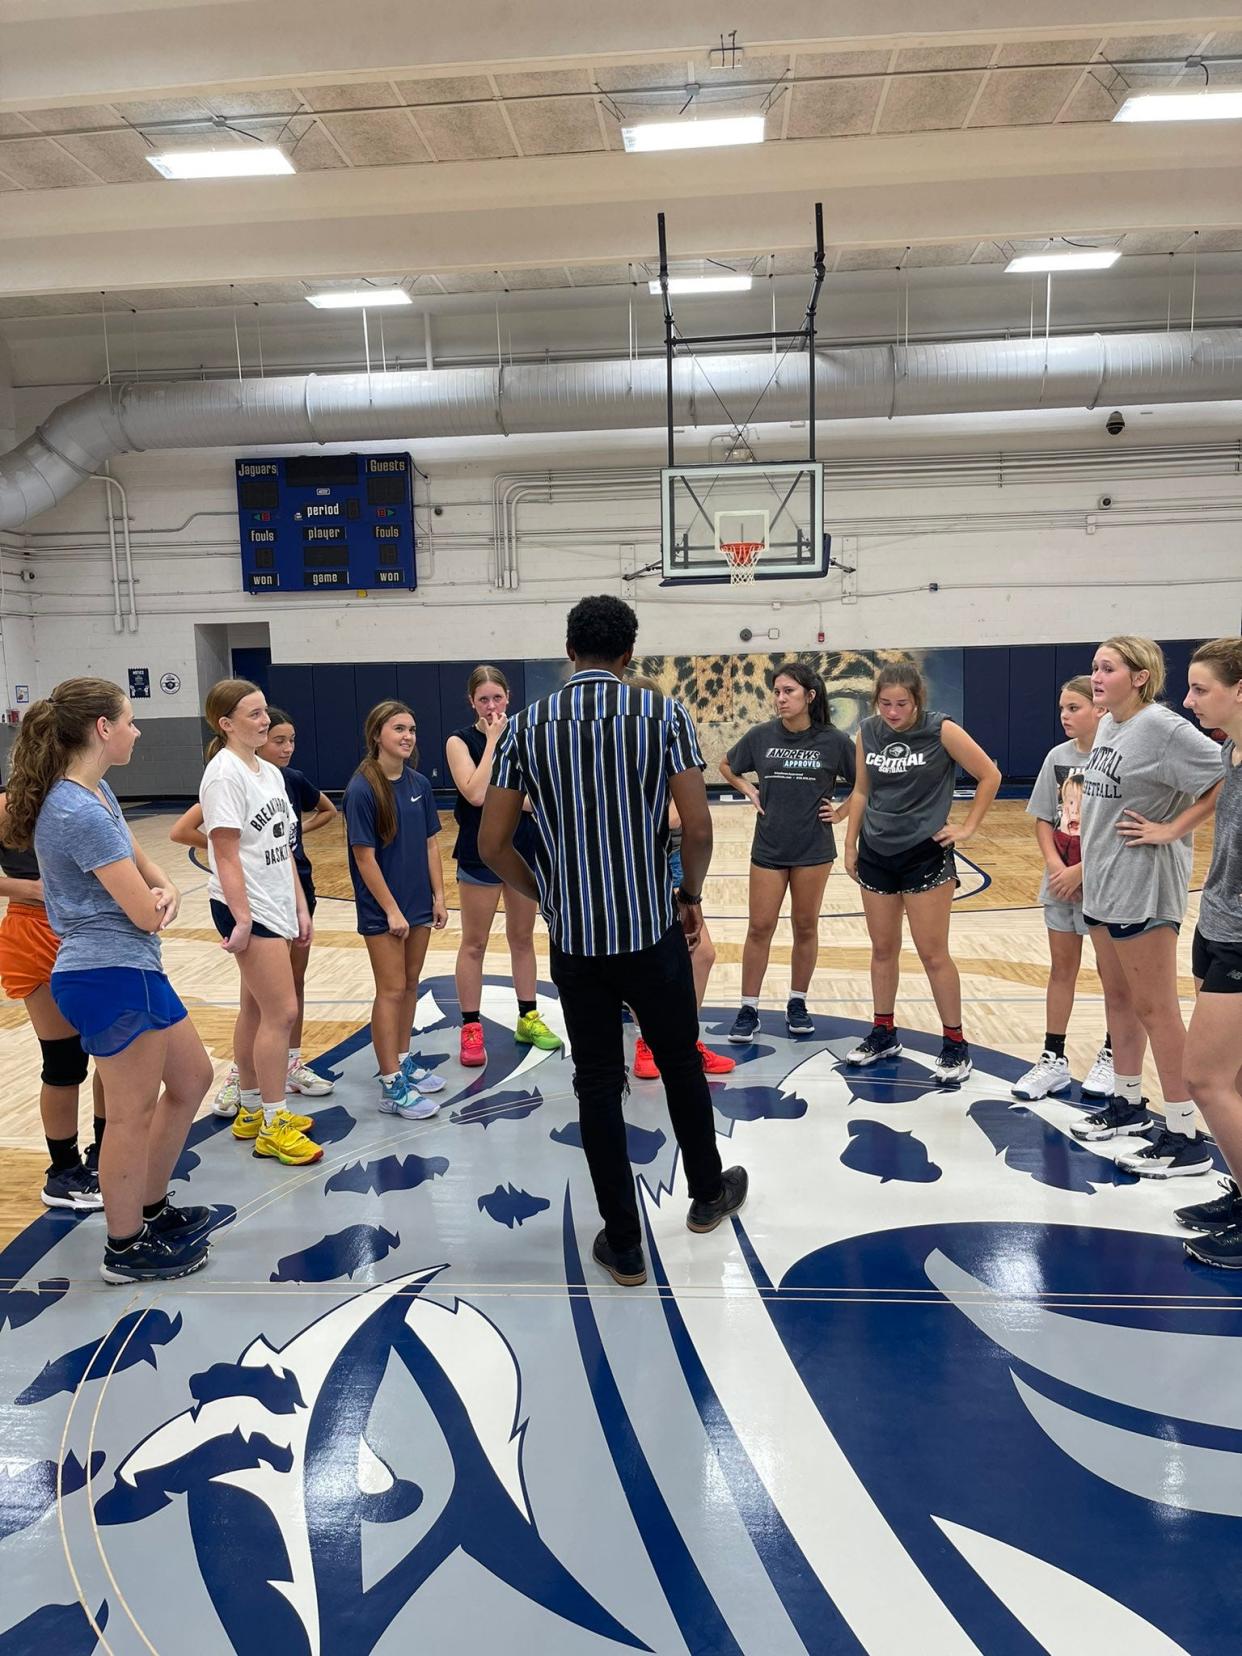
[860,710,956,853]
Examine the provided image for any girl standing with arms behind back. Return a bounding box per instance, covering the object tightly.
[1015,675,1117,1102]
[344,701,448,1120]
[844,662,1001,1085]
[200,679,321,1168]
[6,678,214,1284]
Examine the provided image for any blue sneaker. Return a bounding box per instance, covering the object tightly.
[401,1054,446,1095]
[728,1004,761,1045]
[785,998,814,1036]
[379,1074,440,1122]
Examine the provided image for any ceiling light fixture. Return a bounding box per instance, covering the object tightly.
[1005,250,1121,273]
[623,115,765,152]
[146,148,295,179]
[306,289,413,309]
[1113,89,1242,122]
[647,275,753,295]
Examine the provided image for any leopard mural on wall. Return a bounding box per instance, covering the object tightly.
[634,649,922,780]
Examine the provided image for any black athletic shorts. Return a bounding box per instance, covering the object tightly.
[209,900,285,942]
[857,834,957,897]
[1083,915,1180,941]
[1192,927,1242,994]
[297,869,317,918]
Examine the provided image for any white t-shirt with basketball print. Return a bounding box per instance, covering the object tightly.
[200,749,298,939]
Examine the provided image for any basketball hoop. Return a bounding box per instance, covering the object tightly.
[720,540,764,586]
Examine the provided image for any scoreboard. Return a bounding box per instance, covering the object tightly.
[235,452,417,594]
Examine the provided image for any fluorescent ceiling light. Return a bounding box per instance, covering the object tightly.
[146,147,295,179]
[648,275,753,296]
[1114,90,1242,122]
[1005,250,1121,273]
[623,115,765,152]
[306,289,413,309]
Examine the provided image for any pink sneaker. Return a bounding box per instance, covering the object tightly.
[460,1021,487,1068]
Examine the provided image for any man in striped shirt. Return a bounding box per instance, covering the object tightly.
[480,596,747,1286]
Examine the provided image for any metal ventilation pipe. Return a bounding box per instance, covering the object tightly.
[2,329,1241,529]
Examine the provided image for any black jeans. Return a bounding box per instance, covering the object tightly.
[550,924,724,1250]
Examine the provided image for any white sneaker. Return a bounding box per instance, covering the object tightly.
[286,1060,334,1097]
[1012,1052,1072,1102]
[212,1066,240,1119]
[401,1054,446,1095]
[1081,1045,1114,1100]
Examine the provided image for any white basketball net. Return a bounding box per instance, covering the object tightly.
[721,540,764,587]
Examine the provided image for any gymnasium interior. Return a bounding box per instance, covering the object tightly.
[1,5,1241,1652]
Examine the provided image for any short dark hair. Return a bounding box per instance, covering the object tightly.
[566,595,638,660]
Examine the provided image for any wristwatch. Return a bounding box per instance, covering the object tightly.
[675,887,702,906]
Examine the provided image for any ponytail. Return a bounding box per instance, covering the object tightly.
[3,677,127,848]
[355,700,415,847]
[770,660,831,727]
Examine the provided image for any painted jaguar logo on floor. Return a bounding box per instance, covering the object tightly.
[0,977,1237,1654]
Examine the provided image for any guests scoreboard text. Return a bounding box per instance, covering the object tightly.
[235,453,416,593]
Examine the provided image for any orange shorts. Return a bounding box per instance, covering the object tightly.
[0,900,60,1000]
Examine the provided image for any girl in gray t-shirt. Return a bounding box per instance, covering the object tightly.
[843,661,1001,1087]
[1177,637,1242,1268]
[718,662,855,1040]
[1071,635,1223,1182]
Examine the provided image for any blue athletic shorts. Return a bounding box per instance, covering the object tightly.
[456,862,501,888]
[668,848,684,886]
[51,967,187,1057]
[1083,914,1180,941]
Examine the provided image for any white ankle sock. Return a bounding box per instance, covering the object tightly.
[381,1071,399,1086]
[287,1048,300,1065]
[240,1087,261,1111]
[789,987,809,1001]
[741,995,759,1010]
[1117,1074,1143,1106]
[261,1101,283,1126]
[1164,1100,1196,1137]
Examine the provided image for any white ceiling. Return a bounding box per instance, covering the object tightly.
[1,1,1241,385]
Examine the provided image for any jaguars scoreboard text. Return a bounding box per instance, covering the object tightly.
[235,453,416,593]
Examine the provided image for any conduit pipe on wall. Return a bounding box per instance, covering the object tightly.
[4,330,1242,531]
[89,473,137,632]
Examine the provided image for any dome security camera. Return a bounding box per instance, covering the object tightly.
[739,627,753,643]
[1105,410,1125,436]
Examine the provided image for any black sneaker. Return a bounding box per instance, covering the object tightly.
[728,1005,761,1045]
[100,1228,211,1285]
[845,1026,903,1066]
[41,1162,103,1212]
[1070,1096,1154,1142]
[591,1230,647,1286]
[932,1040,972,1086]
[83,1142,100,1177]
[1184,1223,1242,1270]
[1176,1178,1242,1233]
[147,1201,214,1241]
[1117,1128,1214,1179]
[687,1166,749,1234]
[785,998,815,1036]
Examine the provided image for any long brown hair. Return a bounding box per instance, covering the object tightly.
[872,661,926,719]
[204,678,262,760]
[466,665,509,702]
[355,700,415,847]
[2,677,127,848]
[1191,637,1242,688]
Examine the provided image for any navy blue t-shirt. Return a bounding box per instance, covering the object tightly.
[343,766,441,934]
[281,765,322,887]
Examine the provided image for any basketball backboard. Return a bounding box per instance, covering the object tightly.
[660,460,827,586]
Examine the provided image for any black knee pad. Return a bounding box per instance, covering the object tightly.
[40,1034,89,1088]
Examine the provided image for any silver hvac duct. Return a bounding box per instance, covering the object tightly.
[3,328,1241,528]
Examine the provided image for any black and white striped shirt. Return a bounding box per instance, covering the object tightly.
[493,670,705,956]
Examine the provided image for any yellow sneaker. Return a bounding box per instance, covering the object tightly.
[233,1105,314,1141]
[514,1010,563,1052]
[253,1118,323,1166]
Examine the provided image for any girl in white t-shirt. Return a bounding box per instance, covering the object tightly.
[200,679,319,1168]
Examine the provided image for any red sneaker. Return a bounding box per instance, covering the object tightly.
[698,1041,736,1076]
[460,1021,487,1068]
[633,1038,660,1080]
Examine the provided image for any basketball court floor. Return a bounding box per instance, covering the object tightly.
[0,801,1231,1655]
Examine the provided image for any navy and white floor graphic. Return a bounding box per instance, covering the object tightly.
[1,975,1238,1655]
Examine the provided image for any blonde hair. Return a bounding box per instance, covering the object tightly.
[354,700,415,847]
[1060,675,1095,702]
[204,678,262,760]
[1098,636,1164,704]
[1191,637,1242,688]
[2,677,128,848]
